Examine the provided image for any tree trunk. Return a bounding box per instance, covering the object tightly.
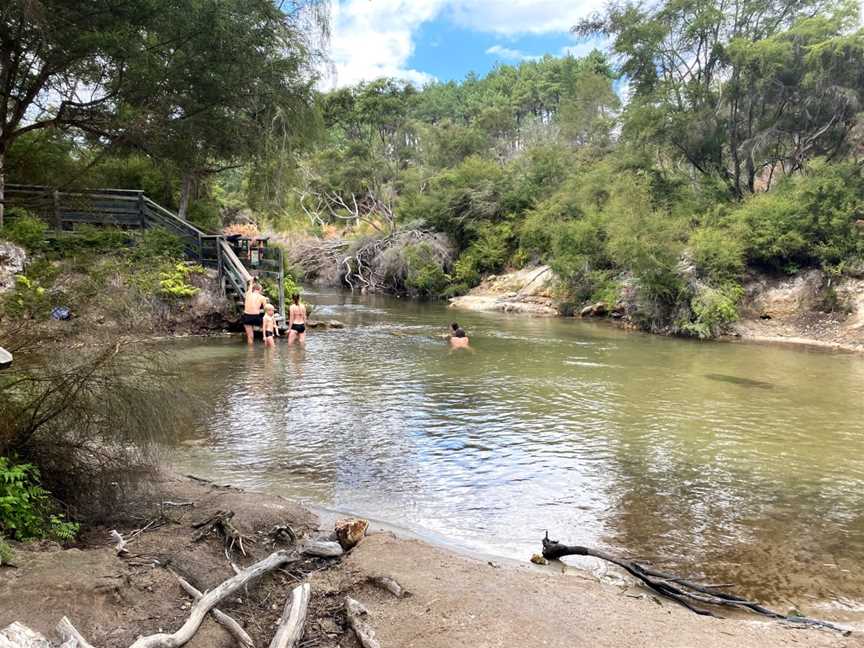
[0,143,6,229]
[178,172,194,220]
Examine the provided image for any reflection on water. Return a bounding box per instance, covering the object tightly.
[166,289,864,619]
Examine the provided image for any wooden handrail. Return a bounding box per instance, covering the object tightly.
[220,240,253,283]
[5,182,286,319]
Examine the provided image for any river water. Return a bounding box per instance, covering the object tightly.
[165,288,864,618]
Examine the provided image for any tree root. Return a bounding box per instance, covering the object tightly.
[541,532,851,635]
[192,510,253,557]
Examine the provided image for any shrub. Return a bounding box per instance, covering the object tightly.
[689,227,746,283]
[1,261,57,320]
[680,284,743,339]
[0,456,78,542]
[134,227,185,260]
[0,533,12,565]
[733,161,864,272]
[52,225,131,257]
[1,210,47,252]
[453,222,513,287]
[157,262,205,298]
[404,242,449,297]
[0,338,187,524]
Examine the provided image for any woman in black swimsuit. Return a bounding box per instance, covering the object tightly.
[287,293,307,346]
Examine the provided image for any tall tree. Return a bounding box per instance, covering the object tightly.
[121,0,328,220]
[579,0,864,197]
[0,0,159,226]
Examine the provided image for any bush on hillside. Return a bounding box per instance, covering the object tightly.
[0,210,47,252]
[733,162,864,273]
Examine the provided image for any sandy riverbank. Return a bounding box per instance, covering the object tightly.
[1,474,859,648]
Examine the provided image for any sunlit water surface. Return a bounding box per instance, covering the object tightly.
[163,289,864,618]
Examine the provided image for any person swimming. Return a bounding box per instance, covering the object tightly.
[449,322,469,349]
[287,293,307,346]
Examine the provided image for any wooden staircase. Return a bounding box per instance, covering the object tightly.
[5,184,286,322]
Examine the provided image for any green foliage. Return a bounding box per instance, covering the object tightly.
[51,225,131,257]
[0,457,79,543]
[1,211,47,252]
[453,223,514,287]
[186,199,222,232]
[403,243,450,297]
[689,227,746,283]
[129,261,204,298]
[2,262,57,320]
[133,228,186,260]
[680,284,744,340]
[733,162,864,272]
[0,533,12,565]
[157,262,205,298]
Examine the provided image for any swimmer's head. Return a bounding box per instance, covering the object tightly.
[450,322,460,331]
[265,303,275,313]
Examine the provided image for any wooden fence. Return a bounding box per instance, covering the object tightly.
[4,184,286,322]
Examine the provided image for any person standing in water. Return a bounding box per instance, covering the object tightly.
[243,279,269,345]
[262,303,279,348]
[287,293,307,346]
[449,322,469,349]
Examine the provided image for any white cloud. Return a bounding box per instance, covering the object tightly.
[446,0,605,35]
[560,37,606,60]
[320,0,444,89]
[323,0,609,88]
[485,45,540,62]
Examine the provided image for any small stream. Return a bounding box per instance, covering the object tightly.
[163,288,864,619]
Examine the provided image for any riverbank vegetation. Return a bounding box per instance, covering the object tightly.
[7,0,863,339]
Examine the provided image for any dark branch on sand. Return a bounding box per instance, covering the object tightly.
[541,532,851,635]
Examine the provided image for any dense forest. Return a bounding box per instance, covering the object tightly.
[4,0,864,338]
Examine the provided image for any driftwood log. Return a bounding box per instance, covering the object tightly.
[172,574,254,648]
[268,583,310,648]
[300,540,343,558]
[128,550,297,648]
[56,617,96,648]
[541,532,850,635]
[344,598,380,648]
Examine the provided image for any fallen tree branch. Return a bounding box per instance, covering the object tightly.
[300,540,343,558]
[344,597,380,648]
[268,583,310,648]
[172,573,254,648]
[541,532,851,635]
[57,616,97,648]
[129,550,297,648]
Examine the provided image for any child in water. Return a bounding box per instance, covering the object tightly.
[262,303,279,347]
[449,322,470,349]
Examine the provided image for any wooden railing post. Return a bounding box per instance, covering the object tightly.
[138,192,146,229]
[278,246,286,322]
[216,236,225,296]
[52,188,61,229]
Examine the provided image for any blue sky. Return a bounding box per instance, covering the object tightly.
[322,1,609,89]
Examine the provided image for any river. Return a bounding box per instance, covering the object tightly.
[164,288,864,618]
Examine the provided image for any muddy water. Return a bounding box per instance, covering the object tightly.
[165,289,864,618]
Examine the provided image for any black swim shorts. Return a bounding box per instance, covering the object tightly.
[243,313,263,326]
[291,323,306,334]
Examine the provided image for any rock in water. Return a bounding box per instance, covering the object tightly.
[579,302,608,318]
[335,518,369,550]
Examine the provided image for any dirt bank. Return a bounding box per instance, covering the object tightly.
[1,475,859,647]
[730,269,864,352]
